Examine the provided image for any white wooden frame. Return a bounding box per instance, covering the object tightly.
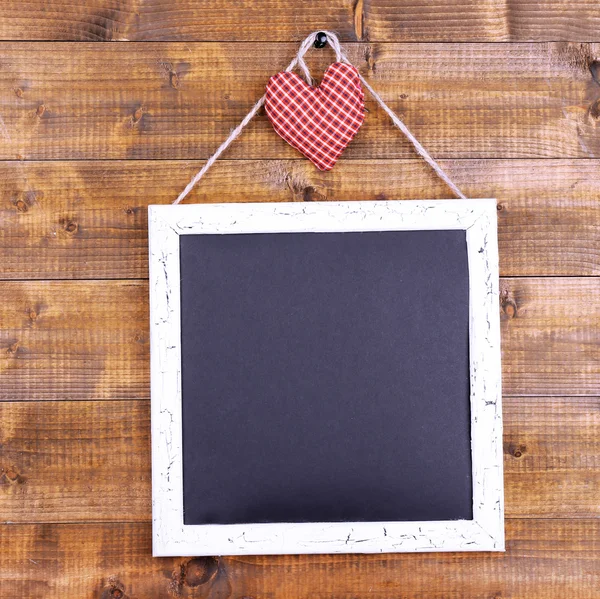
[148,199,504,556]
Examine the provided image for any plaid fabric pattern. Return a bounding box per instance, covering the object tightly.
[265,62,365,171]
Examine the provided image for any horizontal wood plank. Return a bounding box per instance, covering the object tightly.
[0,397,598,523]
[0,519,598,598]
[0,281,149,401]
[366,1,600,43]
[503,396,600,517]
[1,1,600,42]
[1,159,599,280]
[0,278,598,400]
[0,43,599,160]
[500,278,600,396]
[0,401,150,523]
[0,1,359,42]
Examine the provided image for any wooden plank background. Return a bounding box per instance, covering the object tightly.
[0,1,598,597]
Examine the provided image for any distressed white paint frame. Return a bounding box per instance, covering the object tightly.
[149,200,503,556]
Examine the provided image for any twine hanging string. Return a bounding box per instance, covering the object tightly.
[173,31,465,205]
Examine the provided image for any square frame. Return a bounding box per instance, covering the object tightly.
[149,199,503,556]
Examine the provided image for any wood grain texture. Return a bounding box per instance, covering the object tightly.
[503,396,600,518]
[0,520,598,598]
[0,7,597,591]
[1,159,599,280]
[366,0,600,43]
[0,278,598,400]
[500,278,600,395]
[0,42,599,160]
[1,0,600,42]
[0,401,151,523]
[500,278,600,396]
[0,397,598,523]
[0,281,149,401]
[0,1,358,42]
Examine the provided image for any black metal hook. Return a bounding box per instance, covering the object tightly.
[314,32,328,49]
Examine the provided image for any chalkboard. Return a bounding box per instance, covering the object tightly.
[179,230,472,525]
[148,200,504,556]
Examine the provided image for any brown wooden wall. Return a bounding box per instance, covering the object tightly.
[0,2,599,597]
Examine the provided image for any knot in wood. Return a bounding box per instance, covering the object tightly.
[184,556,218,587]
[303,186,326,202]
[63,220,78,234]
[131,106,145,126]
[14,199,28,213]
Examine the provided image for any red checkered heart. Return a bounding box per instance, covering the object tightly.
[265,62,365,171]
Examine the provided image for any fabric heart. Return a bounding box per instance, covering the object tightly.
[265,62,365,171]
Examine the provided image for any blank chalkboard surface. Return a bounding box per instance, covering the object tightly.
[179,229,472,526]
